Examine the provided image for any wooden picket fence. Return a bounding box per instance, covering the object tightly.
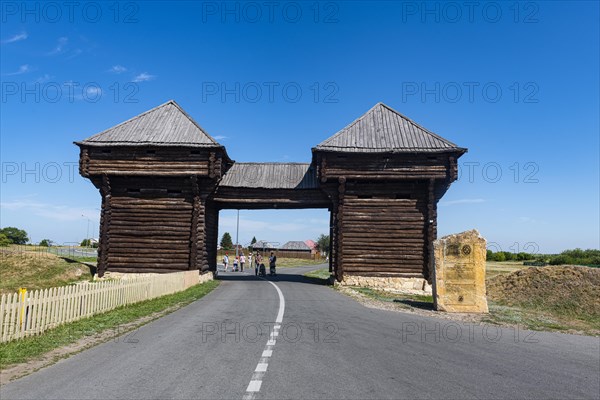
[0,270,200,343]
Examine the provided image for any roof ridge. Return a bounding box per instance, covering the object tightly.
[377,102,460,148]
[167,100,219,145]
[74,99,224,148]
[317,102,382,147]
[314,102,464,152]
[80,100,175,142]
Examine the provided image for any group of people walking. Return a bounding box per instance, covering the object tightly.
[222,251,277,276]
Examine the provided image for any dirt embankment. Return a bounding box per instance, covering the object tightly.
[486,266,600,317]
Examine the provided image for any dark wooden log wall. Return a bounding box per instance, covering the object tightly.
[82,147,212,176]
[81,146,229,277]
[213,188,330,210]
[204,201,220,272]
[337,181,429,278]
[105,178,193,273]
[315,152,460,281]
[320,153,452,180]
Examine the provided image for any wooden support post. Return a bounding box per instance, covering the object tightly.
[190,176,200,270]
[335,177,346,282]
[328,209,334,273]
[98,174,111,278]
[426,178,435,282]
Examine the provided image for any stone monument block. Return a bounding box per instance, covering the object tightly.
[433,229,488,313]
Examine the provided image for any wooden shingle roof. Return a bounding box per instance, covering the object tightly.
[252,240,277,249]
[75,100,222,148]
[280,241,312,251]
[219,163,319,189]
[314,103,466,154]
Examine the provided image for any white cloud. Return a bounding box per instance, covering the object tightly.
[213,135,228,140]
[66,48,83,59]
[33,74,52,83]
[48,37,68,55]
[132,72,156,82]
[109,65,127,74]
[439,198,485,206]
[4,64,31,76]
[2,32,28,44]
[1,199,99,222]
[85,86,102,97]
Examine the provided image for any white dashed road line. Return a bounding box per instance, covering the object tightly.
[242,280,285,400]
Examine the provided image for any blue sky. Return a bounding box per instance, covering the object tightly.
[1,1,598,254]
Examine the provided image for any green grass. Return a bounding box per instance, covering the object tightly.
[304,267,331,280]
[271,258,326,268]
[0,253,93,294]
[0,280,219,369]
[302,267,332,285]
[482,302,599,333]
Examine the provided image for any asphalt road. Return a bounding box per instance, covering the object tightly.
[2,265,599,399]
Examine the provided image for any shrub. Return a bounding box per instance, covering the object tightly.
[0,227,28,245]
[0,233,12,247]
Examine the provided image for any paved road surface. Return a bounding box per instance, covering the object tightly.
[2,265,599,399]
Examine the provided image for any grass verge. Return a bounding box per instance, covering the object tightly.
[0,253,93,294]
[342,270,599,336]
[0,280,219,370]
[304,267,331,280]
[302,267,332,285]
[275,258,327,268]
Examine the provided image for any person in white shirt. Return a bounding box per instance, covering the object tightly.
[223,254,229,272]
[240,253,246,272]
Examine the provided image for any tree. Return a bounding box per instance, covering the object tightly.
[39,239,51,247]
[0,233,11,247]
[0,227,28,245]
[251,236,257,245]
[81,238,91,247]
[220,232,233,250]
[316,234,330,255]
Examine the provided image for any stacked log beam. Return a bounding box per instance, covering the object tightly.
[314,151,461,281]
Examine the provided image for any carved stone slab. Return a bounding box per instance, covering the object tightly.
[433,229,488,313]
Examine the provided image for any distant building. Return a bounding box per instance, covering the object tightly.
[251,240,277,252]
[304,239,318,255]
[278,240,315,259]
[280,241,312,252]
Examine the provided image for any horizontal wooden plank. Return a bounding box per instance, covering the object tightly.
[108,256,190,263]
[108,263,190,269]
[107,267,191,273]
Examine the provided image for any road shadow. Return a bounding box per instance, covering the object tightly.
[216,271,330,286]
[392,299,434,311]
[61,257,97,276]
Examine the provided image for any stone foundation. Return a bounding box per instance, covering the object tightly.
[338,275,432,295]
[198,271,213,284]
